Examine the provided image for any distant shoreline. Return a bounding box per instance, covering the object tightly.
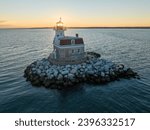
[1,27,150,29]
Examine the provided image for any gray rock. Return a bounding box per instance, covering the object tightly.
[37,69,41,75]
[80,68,84,72]
[94,61,102,66]
[87,65,92,70]
[31,64,35,68]
[82,65,86,69]
[87,70,94,75]
[41,72,46,77]
[82,74,85,78]
[32,70,37,74]
[82,63,86,66]
[104,65,110,72]
[46,69,53,75]
[45,65,49,70]
[118,64,124,69]
[101,72,105,77]
[70,69,77,74]
[36,60,43,66]
[39,65,44,70]
[68,73,74,80]
[66,65,71,68]
[61,70,69,75]
[32,67,36,71]
[53,70,58,77]
[47,74,54,79]
[77,64,81,69]
[57,74,63,80]
[64,75,68,78]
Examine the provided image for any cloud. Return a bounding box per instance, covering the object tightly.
[0,20,13,28]
[0,20,7,23]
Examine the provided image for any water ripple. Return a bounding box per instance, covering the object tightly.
[0,29,150,112]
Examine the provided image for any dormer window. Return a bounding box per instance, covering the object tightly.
[71,39,75,45]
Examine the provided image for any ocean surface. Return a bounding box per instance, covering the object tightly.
[0,29,150,113]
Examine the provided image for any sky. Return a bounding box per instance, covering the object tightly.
[0,0,150,28]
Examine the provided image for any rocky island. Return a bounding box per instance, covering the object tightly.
[24,52,139,89]
[24,19,139,89]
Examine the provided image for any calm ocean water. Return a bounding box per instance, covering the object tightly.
[0,29,150,113]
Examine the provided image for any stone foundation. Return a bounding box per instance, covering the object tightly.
[24,52,139,89]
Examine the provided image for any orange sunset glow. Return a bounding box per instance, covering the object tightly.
[0,0,150,28]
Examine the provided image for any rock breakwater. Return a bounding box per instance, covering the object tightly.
[24,52,139,89]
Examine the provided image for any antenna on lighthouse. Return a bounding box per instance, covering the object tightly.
[59,17,62,22]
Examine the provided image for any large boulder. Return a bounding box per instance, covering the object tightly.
[61,70,69,75]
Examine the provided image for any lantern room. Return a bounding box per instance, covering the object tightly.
[54,18,66,39]
[54,18,66,31]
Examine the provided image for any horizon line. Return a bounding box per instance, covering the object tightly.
[1,26,150,29]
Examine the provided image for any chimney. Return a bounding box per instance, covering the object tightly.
[76,33,79,37]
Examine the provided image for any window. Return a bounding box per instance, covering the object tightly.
[78,49,80,53]
[71,39,75,45]
[72,49,74,53]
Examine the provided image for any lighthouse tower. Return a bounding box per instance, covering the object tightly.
[53,18,66,42]
[49,18,85,65]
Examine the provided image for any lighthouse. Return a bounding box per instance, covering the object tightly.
[54,18,65,38]
[49,18,85,65]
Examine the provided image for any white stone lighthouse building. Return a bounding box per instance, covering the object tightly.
[49,18,85,65]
